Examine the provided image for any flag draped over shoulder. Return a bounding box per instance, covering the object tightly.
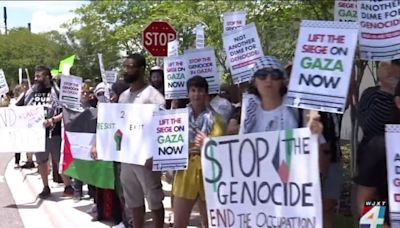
[62,107,115,190]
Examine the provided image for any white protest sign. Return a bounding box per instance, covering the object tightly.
[98,53,111,101]
[185,48,220,94]
[223,11,246,33]
[285,20,358,113]
[96,103,158,165]
[195,24,205,49]
[0,69,9,96]
[358,1,400,60]
[0,106,45,153]
[164,56,189,99]
[152,108,189,171]
[223,23,264,84]
[202,128,322,228]
[60,75,82,107]
[335,0,357,22]
[386,125,400,227]
[168,39,179,57]
[105,70,118,84]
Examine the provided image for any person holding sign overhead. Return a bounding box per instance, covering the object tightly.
[173,76,225,228]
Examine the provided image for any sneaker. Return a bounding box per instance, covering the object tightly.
[21,161,35,169]
[112,222,125,228]
[38,186,51,199]
[63,186,74,197]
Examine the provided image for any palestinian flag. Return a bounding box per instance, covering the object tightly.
[61,107,114,189]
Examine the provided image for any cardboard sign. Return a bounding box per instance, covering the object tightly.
[223,23,264,84]
[285,20,359,113]
[223,11,246,33]
[96,103,158,165]
[0,69,9,96]
[185,48,220,94]
[335,0,357,22]
[105,70,118,84]
[386,125,400,227]
[163,56,189,99]
[0,106,45,153]
[168,40,179,57]
[202,128,322,228]
[152,108,189,171]
[60,75,82,107]
[358,1,400,60]
[195,24,205,49]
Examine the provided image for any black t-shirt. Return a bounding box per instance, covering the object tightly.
[320,112,343,163]
[17,85,62,137]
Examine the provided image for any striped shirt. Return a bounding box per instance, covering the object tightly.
[358,86,396,139]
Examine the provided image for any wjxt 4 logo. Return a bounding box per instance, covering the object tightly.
[359,201,386,228]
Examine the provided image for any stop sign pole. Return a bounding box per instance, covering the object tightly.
[142,21,177,58]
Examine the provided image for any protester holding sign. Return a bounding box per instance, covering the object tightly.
[173,76,225,228]
[118,54,166,228]
[15,66,73,199]
[354,60,400,224]
[149,66,165,96]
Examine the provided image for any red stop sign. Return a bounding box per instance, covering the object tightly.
[142,21,177,57]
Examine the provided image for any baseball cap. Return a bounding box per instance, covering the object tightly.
[150,66,163,72]
[252,56,287,79]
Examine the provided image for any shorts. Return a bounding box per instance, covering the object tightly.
[35,136,61,165]
[120,163,164,210]
[173,155,205,201]
[322,162,344,200]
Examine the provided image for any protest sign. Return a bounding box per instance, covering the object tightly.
[223,23,264,84]
[335,0,357,22]
[285,20,358,113]
[185,48,220,94]
[0,69,9,96]
[168,39,179,57]
[96,103,158,165]
[223,11,246,33]
[97,53,111,101]
[386,125,400,226]
[152,108,189,171]
[105,70,118,84]
[202,128,322,228]
[358,1,400,60]
[195,24,205,49]
[60,75,82,107]
[0,106,45,153]
[164,56,189,99]
[59,55,75,75]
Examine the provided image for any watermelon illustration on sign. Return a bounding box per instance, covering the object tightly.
[114,129,123,151]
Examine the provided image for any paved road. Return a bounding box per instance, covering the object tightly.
[0,153,24,228]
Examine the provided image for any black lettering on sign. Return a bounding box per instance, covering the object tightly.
[299,73,341,89]
[0,108,17,127]
[158,146,183,155]
[168,81,185,88]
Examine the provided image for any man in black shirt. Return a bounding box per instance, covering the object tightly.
[16,66,73,199]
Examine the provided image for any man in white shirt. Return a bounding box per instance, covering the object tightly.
[118,54,165,228]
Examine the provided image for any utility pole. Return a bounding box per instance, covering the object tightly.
[28,23,31,32]
[3,7,7,35]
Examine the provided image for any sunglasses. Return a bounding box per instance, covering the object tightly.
[254,69,284,80]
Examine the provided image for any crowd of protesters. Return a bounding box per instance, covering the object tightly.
[1,53,399,228]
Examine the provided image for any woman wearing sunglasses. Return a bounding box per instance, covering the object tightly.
[241,56,323,135]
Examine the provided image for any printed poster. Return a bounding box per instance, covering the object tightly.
[152,108,189,171]
[163,56,189,99]
[96,103,158,165]
[386,125,400,226]
[168,40,179,57]
[185,48,220,95]
[223,23,264,84]
[60,75,82,107]
[285,20,359,113]
[196,24,205,49]
[358,0,400,60]
[202,128,322,228]
[223,11,246,33]
[105,71,118,84]
[0,69,9,96]
[335,0,357,22]
[0,106,45,153]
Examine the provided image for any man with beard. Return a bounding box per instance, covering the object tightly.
[149,66,164,96]
[16,66,73,199]
[118,54,165,228]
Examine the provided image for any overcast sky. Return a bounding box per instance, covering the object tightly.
[0,1,87,33]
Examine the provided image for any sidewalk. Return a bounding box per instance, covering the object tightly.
[5,156,202,228]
